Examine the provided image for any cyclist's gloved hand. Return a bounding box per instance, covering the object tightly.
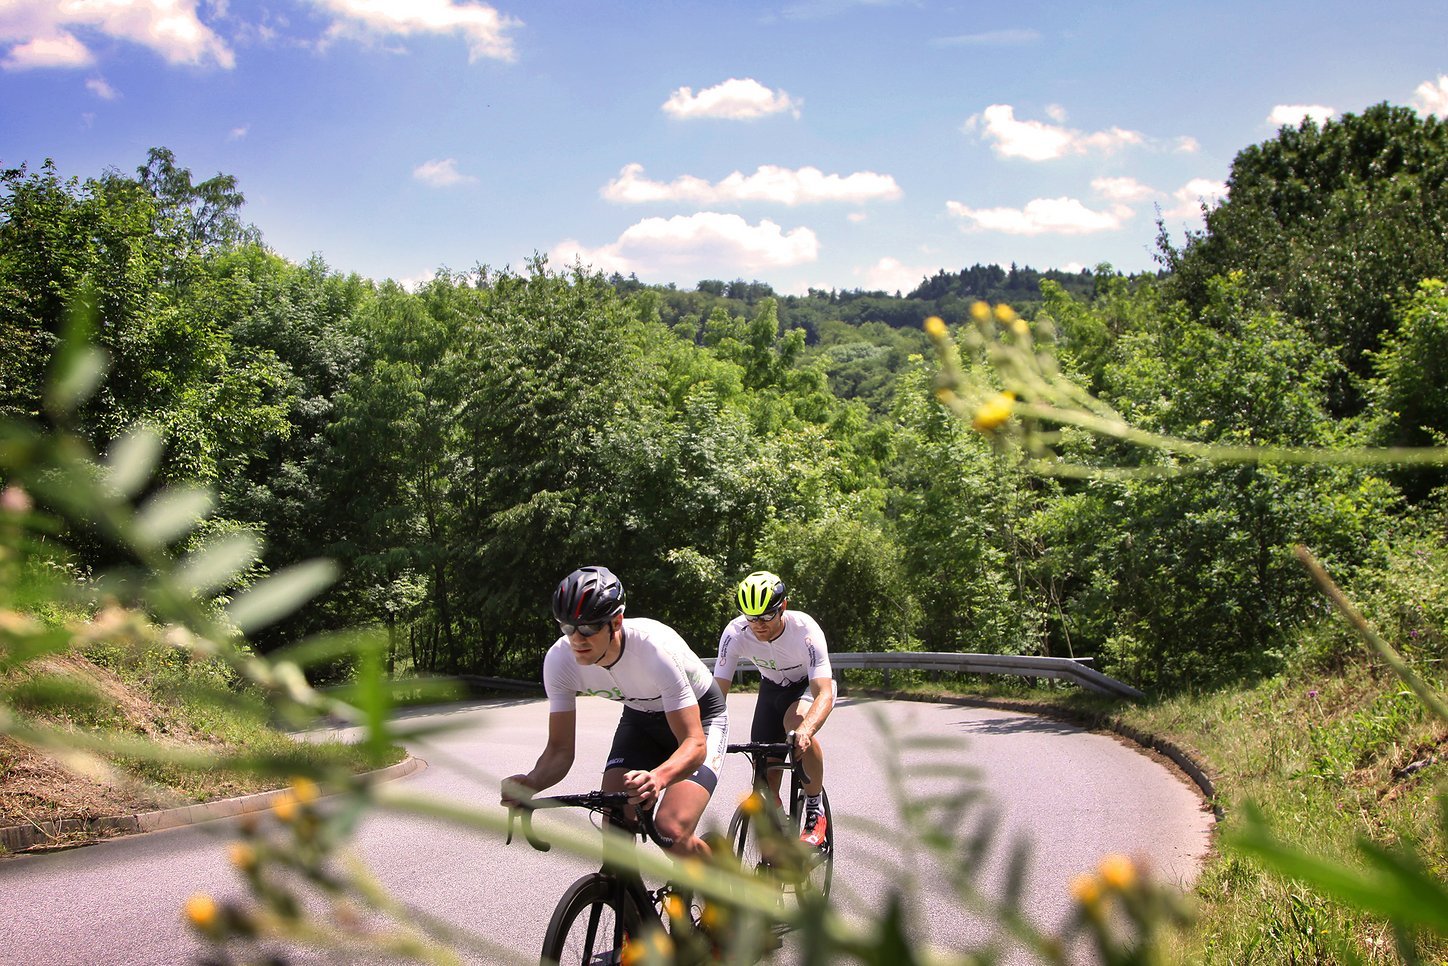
[622,768,660,806]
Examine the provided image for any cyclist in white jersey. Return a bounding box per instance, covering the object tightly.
[502,566,727,857]
[713,571,835,847]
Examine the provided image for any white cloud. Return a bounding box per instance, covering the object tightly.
[2,31,93,70]
[1413,75,1448,117]
[550,212,819,277]
[662,78,800,120]
[930,28,1040,47]
[602,163,901,206]
[1092,176,1156,203]
[856,257,931,294]
[847,211,868,223]
[945,197,1133,235]
[966,104,1143,161]
[228,124,250,140]
[312,0,522,62]
[1163,178,1227,219]
[413,158,476,187]
[85,76,118,99]
[1174,136,1201,153]
[0,0,235,70]
[1267,104,1335,128]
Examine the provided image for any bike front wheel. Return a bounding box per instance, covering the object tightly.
[727,795,786,904]
[541,872,647,966]
[794,786,834,904]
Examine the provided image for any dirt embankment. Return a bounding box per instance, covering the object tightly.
[1,653,217,838]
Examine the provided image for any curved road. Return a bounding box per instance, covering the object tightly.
[0,694,1213,964]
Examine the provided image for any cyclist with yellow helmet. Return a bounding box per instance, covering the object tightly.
[713,571,836,847]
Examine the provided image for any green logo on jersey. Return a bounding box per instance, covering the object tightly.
[581,687,625,701]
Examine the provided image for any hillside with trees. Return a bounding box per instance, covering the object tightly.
[4,109,1446,696]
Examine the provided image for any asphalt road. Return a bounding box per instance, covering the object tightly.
[0,694,1214,965]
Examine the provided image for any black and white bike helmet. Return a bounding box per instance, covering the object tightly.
[552,566,626,624]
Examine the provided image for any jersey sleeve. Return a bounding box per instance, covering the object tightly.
[542,641,579,713]
[651,626,701,713]
[714,624,740,680]
[801,614,834,680]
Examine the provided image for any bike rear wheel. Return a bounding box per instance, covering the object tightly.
[541,873,647,966]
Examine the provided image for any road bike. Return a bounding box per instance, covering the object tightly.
[725,734,834,904]
[508,790,714,965]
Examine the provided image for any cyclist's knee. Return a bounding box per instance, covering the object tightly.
[654,810,695,844]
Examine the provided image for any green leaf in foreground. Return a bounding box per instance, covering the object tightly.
[225,560,338,634]
[132,485,214,548]
[103,426,165,501]
[173,532,263,597]
[1229,805,1448,937]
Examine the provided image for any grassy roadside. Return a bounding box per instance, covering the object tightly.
[1,636,404,851]
[847,660,1448,964]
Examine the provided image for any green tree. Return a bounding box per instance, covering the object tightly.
[1162,104,1448,415]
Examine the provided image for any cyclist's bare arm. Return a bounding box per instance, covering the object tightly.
[502,710,577,804]
[713,675,733,697]
[794,677,837,753]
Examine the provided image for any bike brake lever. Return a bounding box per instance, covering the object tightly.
[522,808,551,852]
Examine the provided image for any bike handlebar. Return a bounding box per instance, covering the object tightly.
[726,729,799,763]
[506,791,676,851]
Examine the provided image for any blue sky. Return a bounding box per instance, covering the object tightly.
[3,1,1446,296]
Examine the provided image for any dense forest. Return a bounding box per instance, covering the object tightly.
[3,103,1446,694]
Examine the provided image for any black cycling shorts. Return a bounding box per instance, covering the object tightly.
[605,682,727,793]
[751,676,810,745]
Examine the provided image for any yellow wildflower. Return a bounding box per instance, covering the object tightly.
[228,842,258,871]
[1069,874,1102,907]
[971,391,1016,433]
[1098,853,1137,890]
[651,931,673,955]
[970,301,992,323]
[994,303,1018,324]
[664,894,687,921]
[924,315,948,339]
[183,893,219,930]
[679,858,706,885]
[741,792,765,816]
[271,789,298,823]
[289,776,321,804]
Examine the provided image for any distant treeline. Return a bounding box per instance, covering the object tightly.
[607,262,1115,341]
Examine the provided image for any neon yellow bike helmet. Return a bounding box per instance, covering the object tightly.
[737,571,787,616]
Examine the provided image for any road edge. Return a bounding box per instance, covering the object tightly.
[0,754,427,855]
[848,687,1223,820]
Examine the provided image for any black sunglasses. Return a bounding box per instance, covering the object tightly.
[745,607,783,624]
[558,618,611,637]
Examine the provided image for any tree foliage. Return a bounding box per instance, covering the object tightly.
[4,137,1446,694]
[1162,104,1448,414]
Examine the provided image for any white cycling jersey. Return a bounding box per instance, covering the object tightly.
[543,617,715,714]
[714,610,832,686]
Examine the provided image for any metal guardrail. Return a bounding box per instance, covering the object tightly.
[704,651,1145,701]
[451,652,1145,702]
